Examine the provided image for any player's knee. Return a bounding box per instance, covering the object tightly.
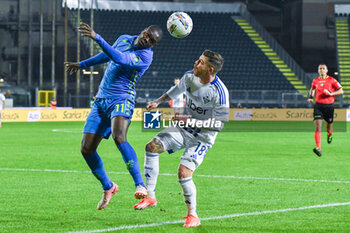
[177,168,185,179]
[177,165,193,179]
[145,138,164,153]
[145,141,156,153]
[113,134,127,145]
[80,145,93,157]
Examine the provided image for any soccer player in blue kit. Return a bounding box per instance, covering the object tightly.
[65,23,162,210]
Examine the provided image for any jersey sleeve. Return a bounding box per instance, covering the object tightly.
[332,78,342,90]
[166,73,188,99]
[213,87,230,123]
[78,52,110,68]
[94,34,152,70]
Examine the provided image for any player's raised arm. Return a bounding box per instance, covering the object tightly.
[78,22,96,39]
[146,94,171,110]
[147,73,188,110]
[81,23,162,70]
[64,23,111,74]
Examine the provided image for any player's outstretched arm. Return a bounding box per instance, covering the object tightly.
[79,23,151,69]
[64,62,81,75]
[146,94,170,110]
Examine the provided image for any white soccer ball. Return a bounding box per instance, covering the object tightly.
[166,12,193,38]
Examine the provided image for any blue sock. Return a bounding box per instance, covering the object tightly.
[117,141,145,187]
[83,151,113,190]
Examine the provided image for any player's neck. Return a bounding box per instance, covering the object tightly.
[319,75,327,79]
[199,74,215,84]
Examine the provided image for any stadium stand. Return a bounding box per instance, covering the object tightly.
[68,7,311,107]
[234,18,308,97]
[335,16,350,103]
[77,10,296,90]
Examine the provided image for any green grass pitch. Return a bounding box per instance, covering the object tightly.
[1,121,350,232]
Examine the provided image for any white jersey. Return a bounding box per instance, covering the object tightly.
[172,94,185,108]
[166,70,229,145]
[0,93,5,110]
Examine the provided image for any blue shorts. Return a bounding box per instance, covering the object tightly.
[83,98,134,139]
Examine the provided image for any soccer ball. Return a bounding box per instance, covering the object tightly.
[166,12,193,38]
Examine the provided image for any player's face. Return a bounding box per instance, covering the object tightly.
[193,55,211,77]
[318,65,328,76]
[174,79,180,85]
[135,27,160,49]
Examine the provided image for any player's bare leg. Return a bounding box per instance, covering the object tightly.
[81,133,118,209]
[81,133,103,156]
[178,164,200,227]
[134,138,164,210]
[111,116,129,146]
[112,116,147,199]
[313,119,322,156]
[326,122,333,144]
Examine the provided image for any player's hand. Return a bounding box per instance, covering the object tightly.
[307,98,313,103]
[64,62,81,75]
[172,113,190,123]
[78,23,96,39]
[324,89,333,96]
[146,101,159,111]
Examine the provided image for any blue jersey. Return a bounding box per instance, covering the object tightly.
[79,34,153,101]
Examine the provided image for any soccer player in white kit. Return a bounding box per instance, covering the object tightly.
[134,50,229,228]
[0,89,5,128]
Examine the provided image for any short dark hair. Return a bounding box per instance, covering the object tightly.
[202,50,224,74]
[147,25,163,44]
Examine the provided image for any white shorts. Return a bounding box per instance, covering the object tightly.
[155,126,211,171]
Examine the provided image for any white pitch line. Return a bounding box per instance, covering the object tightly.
[1,168,350,184]
[68,201,350,233]
[52,129,82,133]
[195,174,350,184]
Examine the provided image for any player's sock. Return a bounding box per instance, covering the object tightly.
[144,152,159,199]
[117,141,145,187]
[314,131,321,149]
[84,151,113,190]
[327,130,333,137]
[179,177,198,217]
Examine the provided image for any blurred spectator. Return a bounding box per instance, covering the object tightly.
[5,90,12,98]
[50,98,57,109]
[8,5,17,22]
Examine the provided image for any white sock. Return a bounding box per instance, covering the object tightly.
[144,152,159,199]
[179,177,197,217]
